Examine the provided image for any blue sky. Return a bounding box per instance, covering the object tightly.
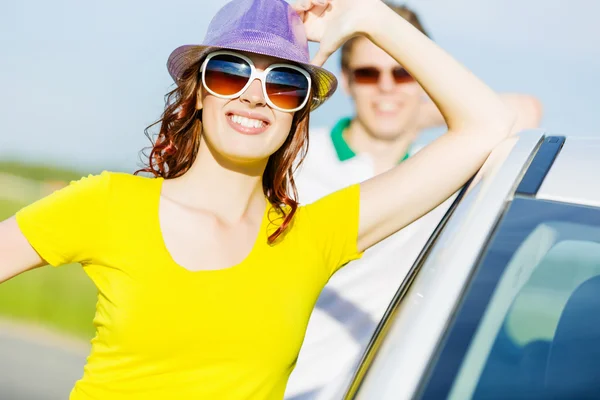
[1,0,599,172]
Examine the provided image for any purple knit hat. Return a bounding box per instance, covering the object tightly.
[167,0,337,111]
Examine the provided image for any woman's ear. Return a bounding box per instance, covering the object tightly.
[196,87,204,110]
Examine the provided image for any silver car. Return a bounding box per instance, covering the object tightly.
[343,130,600,399]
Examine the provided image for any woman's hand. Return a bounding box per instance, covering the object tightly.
[292,0,382,66]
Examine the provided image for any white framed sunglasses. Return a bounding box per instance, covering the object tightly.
[200,50,312,113]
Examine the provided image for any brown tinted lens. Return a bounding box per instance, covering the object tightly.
[352,67,380,84]
[204,54,251,96]
[265,67,309,110]
[392,67,414,84]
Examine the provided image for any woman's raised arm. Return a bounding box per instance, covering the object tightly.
[295,0,516,251]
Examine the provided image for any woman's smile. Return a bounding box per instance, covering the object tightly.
[226,110,272,135]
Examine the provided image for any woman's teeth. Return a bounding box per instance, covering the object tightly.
[230,115,265,128]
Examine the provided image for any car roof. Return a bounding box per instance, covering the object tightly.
[537,137,600,208]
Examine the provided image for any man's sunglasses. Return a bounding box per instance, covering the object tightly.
[350,66,414,85]
[200,51,312,113]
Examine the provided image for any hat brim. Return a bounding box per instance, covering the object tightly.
[167,44,337,111]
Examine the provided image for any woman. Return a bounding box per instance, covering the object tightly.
[0,0,514,398]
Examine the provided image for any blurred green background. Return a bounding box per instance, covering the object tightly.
[0,162,97,338]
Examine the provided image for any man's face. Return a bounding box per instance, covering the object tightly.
[343,37,424,141]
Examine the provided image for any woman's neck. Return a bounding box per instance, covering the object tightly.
[163,136,267,223]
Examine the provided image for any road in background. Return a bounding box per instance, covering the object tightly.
[0,321,88,400]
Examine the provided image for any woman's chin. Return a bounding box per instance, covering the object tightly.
[218,147,273,165]
[220,135,283,162]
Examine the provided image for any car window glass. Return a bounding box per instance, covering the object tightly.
[420,198,600,400]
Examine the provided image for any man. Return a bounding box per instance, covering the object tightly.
[285,3,542,399]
